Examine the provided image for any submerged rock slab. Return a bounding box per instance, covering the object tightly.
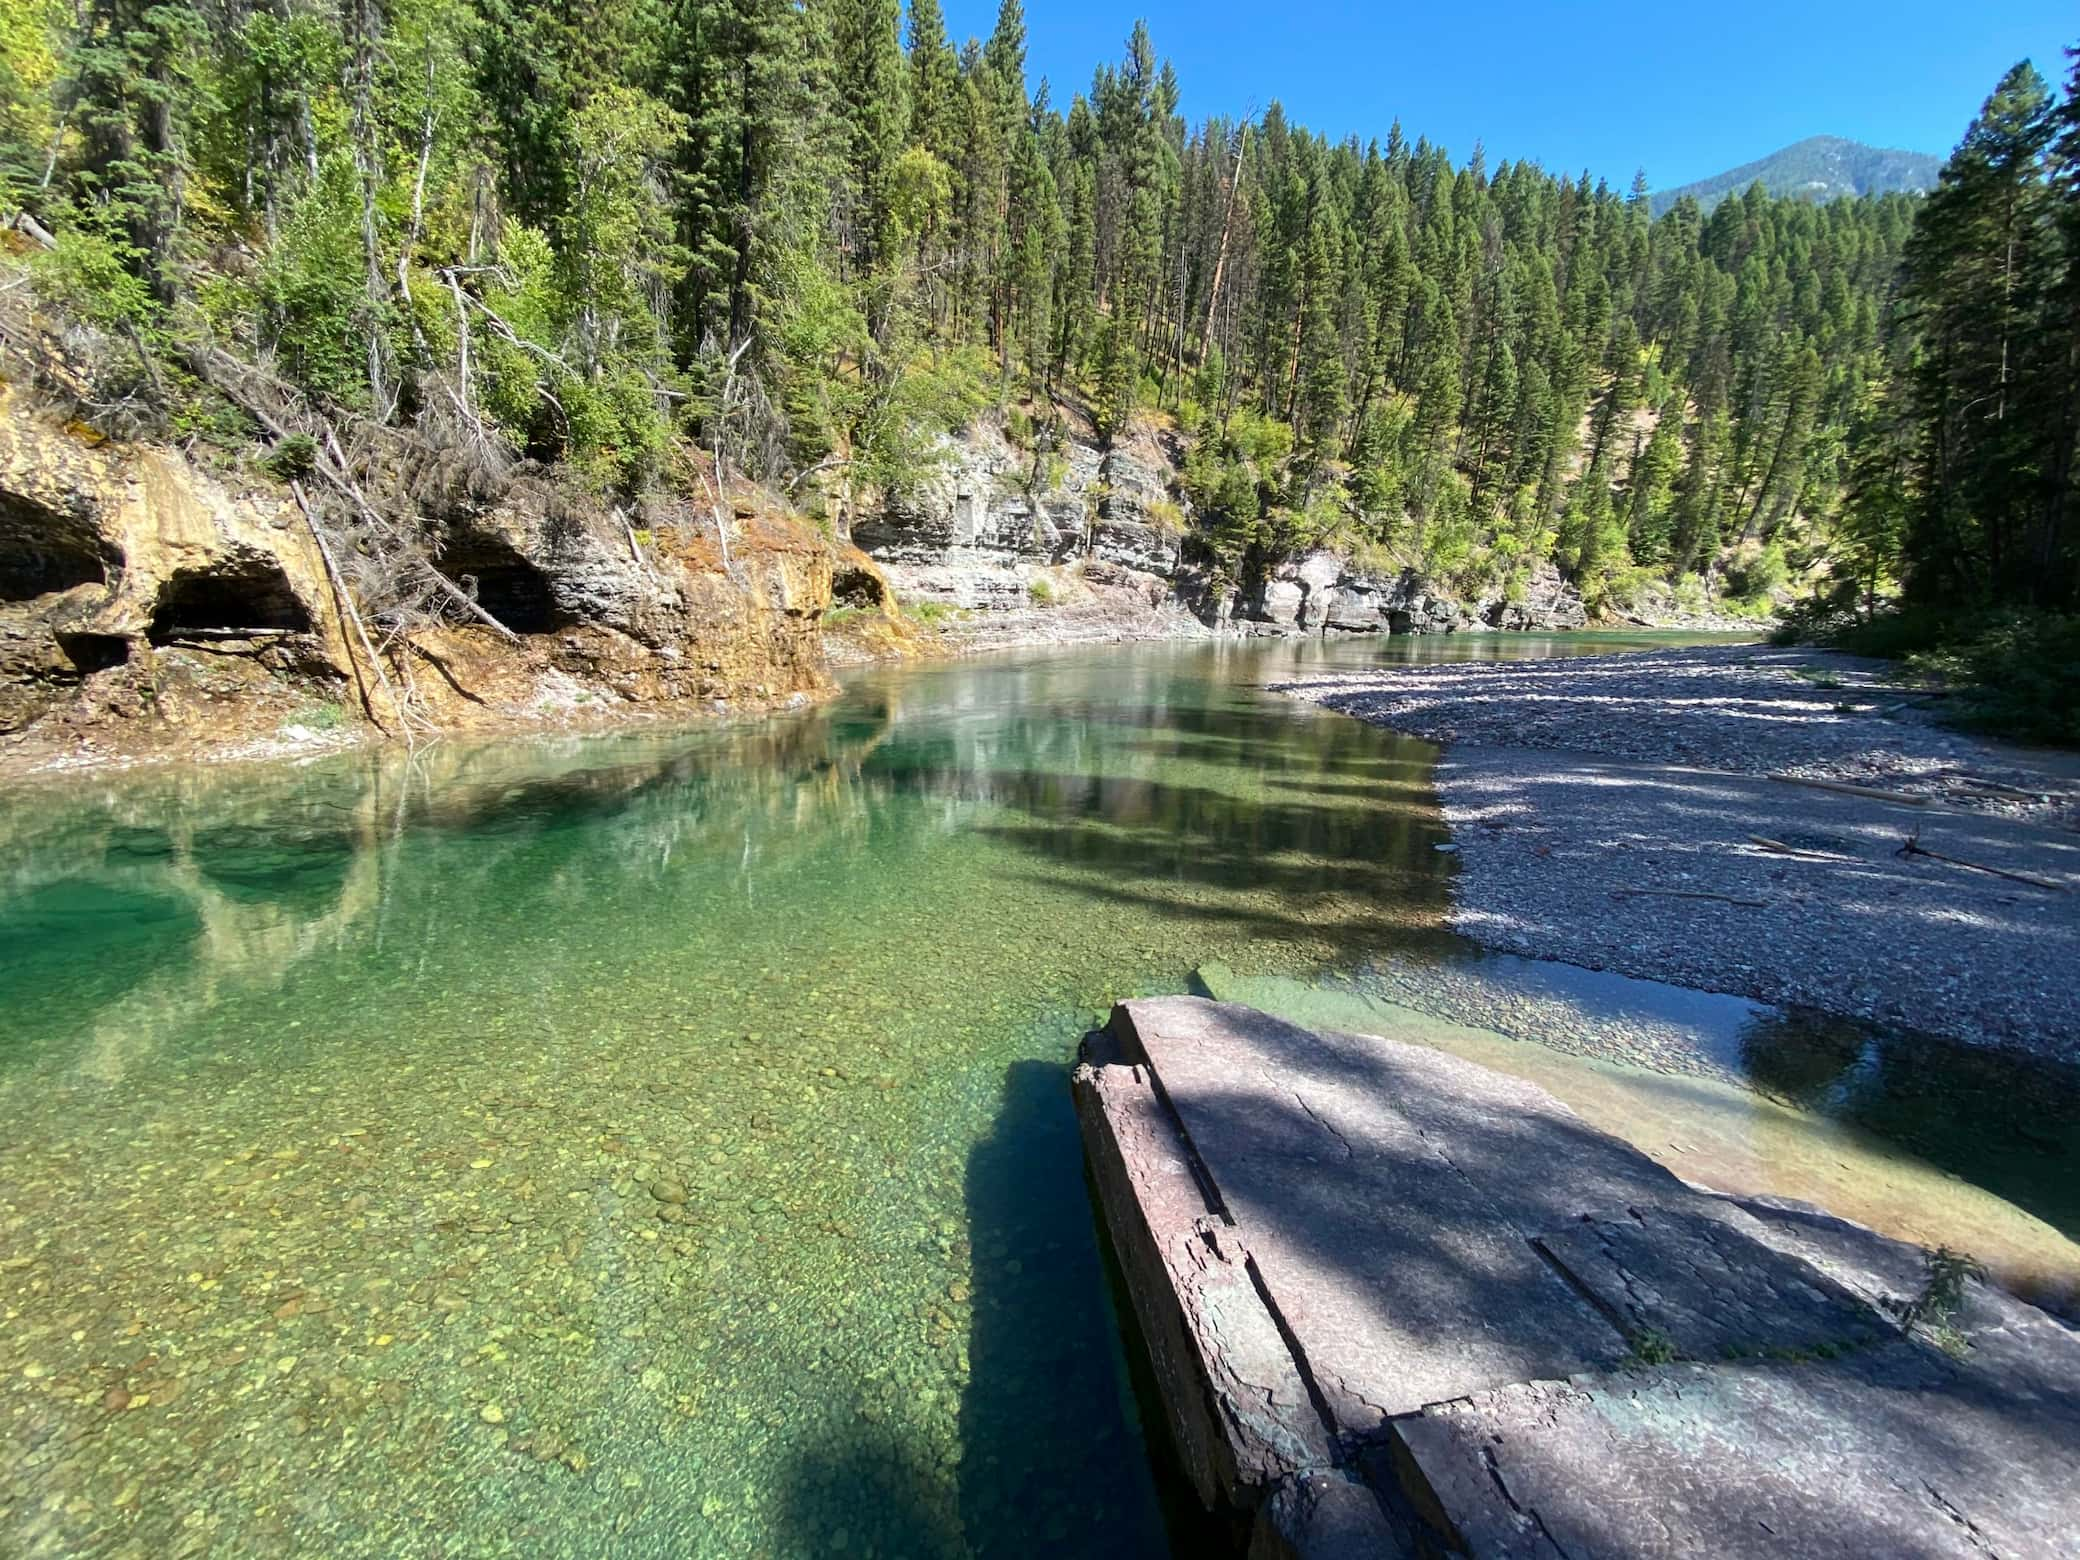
[1074,996,2080,1556]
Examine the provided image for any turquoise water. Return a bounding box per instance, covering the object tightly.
[4,631,2074,1559]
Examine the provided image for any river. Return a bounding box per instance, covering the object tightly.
[3,632,2077,1558]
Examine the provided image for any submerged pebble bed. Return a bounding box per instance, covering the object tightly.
[0,645,1454,1559]
[6,633,2077,1558]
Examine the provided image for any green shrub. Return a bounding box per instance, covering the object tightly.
[1724,543,1789,604]
[285,700,344,732]
[1027,577,1056,606]
[905,599,959,626]
[263,433,319,482]
[1783,606,2080,747]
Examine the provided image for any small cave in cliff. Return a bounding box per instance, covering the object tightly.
[438,537,568,635]
[831,567,885,611]
[56,632,131,673]
[148,562,311,644]
[0,495,110,602]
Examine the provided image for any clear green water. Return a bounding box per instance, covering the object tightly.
[4,630,2075,1559]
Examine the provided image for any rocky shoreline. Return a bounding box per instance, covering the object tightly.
[1274,645,2080,1063]
[840,414,1769,667]
[848,416,1604,642]
[0,381,913,778]
[2,385,1758,778]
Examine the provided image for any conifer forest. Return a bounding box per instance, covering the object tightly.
[2,1,2077,618]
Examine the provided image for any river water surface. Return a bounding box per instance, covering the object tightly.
[4,633,2078,1559]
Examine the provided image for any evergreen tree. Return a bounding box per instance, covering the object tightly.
[1896,62,2056,603]
[5,0,1977,603]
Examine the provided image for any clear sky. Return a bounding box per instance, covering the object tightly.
[941,1,2077,190]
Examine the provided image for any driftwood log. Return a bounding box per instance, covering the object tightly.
[1897,833,2068,893]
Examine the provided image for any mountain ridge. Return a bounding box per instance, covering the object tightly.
[1651,134,1941,215]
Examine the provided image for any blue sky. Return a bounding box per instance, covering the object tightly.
[941,1,2077,189]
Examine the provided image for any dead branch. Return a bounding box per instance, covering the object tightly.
[426,567,524,642]
[293,479,402,740]
[9,210,56,249]
[704,335,754,574]
[196,348,524,646]
[786,453,849,496]
[1946,776,2052,803]
[1768,774,1932,807]
[1608,889,1770,907]
[1896,832,2068,893]
[1746,833,1857,863]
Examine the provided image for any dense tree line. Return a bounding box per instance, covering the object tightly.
[1829,54,2080,616]
[1,2,1929,607]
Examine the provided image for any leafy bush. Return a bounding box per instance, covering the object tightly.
[904,599,960,626]
[1784,606,2080,746]
[256,155,381,407]
[1027,577,1056,605]
[263,433,319,482]
[36,224,160,336]
[1724,542,1789,604]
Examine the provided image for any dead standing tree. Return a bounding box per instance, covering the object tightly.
[188,345,524,742]
[696,336,753,577]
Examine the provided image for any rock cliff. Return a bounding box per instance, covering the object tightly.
[1236,549,1587,636]
[0,385,890,769]
[849,418,1589,644]
[850,421,1188,609]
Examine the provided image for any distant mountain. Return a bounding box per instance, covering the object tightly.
[1650,136,1941,216]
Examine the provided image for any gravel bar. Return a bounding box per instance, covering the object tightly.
[1271,645,2080,1063]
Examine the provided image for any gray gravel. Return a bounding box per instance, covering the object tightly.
[1272,645,2080,1063]
[1274,643,2079,828]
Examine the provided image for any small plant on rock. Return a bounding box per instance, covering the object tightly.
[1625,1327,1679,1366]
[264,433,319,482]
[1888,1245,1987,1357]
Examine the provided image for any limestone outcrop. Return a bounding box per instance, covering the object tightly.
[1238,550,1587,636]
[0,385,886,766]
[850,419,1591,643]
[850,424,1184,611]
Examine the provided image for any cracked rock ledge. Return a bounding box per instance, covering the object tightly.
[1072,996,2080,1559]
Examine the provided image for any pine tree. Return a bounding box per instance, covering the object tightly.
[905,0,959,163]
[1897,62,2056,603]
[58,0,211,313]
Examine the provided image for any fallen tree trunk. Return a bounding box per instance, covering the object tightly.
[293,479,403,740]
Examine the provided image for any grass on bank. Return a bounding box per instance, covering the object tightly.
[1774,605,2080,747]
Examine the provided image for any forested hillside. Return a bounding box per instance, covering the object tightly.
[0,0,1988,623]
[1649,137,1941,217]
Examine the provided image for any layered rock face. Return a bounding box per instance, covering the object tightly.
[1240,551,1587,635]
[0,387,881,764]
[850,425,1185,609]
[0,384,353,746]
[852,421,1590,640]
